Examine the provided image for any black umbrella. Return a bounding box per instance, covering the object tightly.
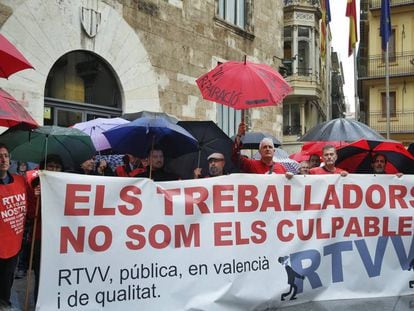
[299,118,385,142]
[231,131,282,149]
[408,143,414,157]
[121,110,179,124]
[166,121,236,179]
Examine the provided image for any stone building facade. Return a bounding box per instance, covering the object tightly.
[0,0,285,138]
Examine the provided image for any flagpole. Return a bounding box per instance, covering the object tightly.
[385,41,390,139]
[353,48,360,121]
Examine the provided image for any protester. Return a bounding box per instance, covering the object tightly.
[16,161,28,177]
[95,158,114,176]
[298,160,310,175]
[26,154,64,302]
[0,143,29,306]
[115,154,145,177]
[193,152,226,178]
[137,148,179,181]
[309,145,348,176]
[309,154,321,168]
[13,161,31,279]
[370,153,403,177]
[232,122,293,179]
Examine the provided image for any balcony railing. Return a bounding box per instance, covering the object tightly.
[369,0,414,9]
[358,51,414,79]
[368,111,414,134]
[283,125,302,136]
[283,0,320,7]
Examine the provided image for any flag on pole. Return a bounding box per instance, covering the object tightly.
[380,0,392,51]
[346,0,358,56]
[320,0,331,58]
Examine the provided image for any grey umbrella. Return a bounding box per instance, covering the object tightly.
[121,110,179,124]
[298,118,385,142]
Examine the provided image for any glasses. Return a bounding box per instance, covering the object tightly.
[208,159,224,163]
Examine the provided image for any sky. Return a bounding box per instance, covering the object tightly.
[329,0,361,113]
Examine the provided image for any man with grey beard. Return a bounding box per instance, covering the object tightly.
[193,152,226,178]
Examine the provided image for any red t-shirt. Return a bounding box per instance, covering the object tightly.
[0,174,28,258]
[232,140,286,174]
[115,165,145,177]
[309,166,345,175]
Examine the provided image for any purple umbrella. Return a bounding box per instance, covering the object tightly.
[73,117,130,152]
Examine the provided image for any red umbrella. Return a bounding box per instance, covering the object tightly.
[0,89,38,129]
[0,33,33,78]
[196,59,292,110]
[289,141,348,162]
[336,139,414,174]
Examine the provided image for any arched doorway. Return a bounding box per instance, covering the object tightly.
[44,50,122,126]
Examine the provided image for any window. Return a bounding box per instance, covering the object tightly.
[218,0,246,28]
[283,26,293,76]
[44,51,122,126]
[217,104,242,137]
[297,26,310,76]
[381,91,396,118]
[382,29,396,62]
[283,103,301,135]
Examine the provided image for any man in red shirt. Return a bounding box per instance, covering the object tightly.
[232,122,293,178]
[0,143,28,306]
[309,145,348,176]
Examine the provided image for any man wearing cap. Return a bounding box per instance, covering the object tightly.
[194,152,226,178]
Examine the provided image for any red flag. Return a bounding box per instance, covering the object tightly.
[346,0,358,56]
[320,0,327,58]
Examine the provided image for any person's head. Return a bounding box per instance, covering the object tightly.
[127,154,140,166]
[149,149,164,170]
[321,145,337,168]
[140,157,149,168]
[207,152,225,176]
[40,154,64,172]
[309,154,321,168]
[80,157,95,173]
[259,138,275,161]
[299,160,310,175]
[371,153,387,174]
[0,143,10,176]
[17,161,28,173]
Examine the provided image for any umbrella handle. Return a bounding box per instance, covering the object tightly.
[24,196,40,311]
[197,150,201,168]
[149,136,155,180]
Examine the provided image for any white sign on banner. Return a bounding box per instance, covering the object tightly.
[37,172,414,310]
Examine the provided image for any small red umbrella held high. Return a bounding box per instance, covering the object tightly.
[0,33,33,78]
[196,58,292,110]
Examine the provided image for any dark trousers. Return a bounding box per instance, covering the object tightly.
[0,254,19,305]
[33,239,41,303]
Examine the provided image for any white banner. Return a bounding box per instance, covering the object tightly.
[37,172,414,310]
